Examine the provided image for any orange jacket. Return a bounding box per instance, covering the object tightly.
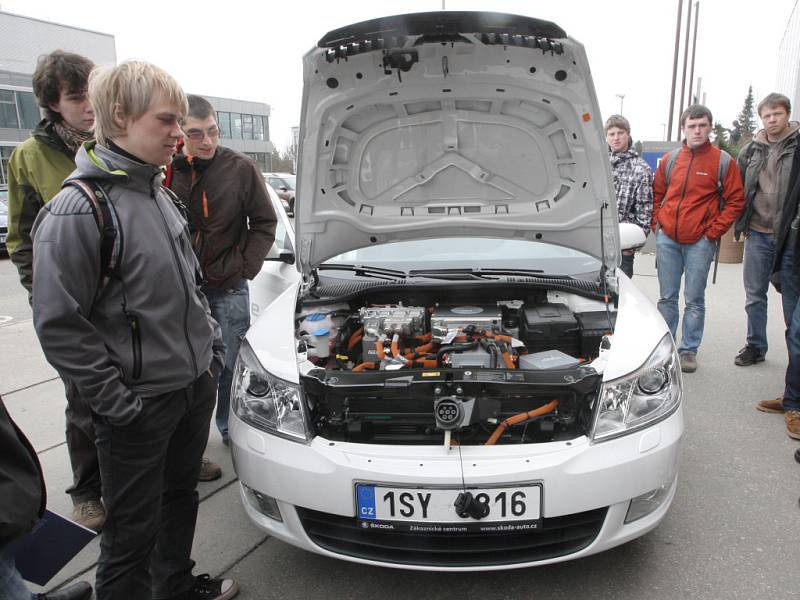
[651,141,745,244]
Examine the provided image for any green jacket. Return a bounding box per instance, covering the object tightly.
[7,119,76,296]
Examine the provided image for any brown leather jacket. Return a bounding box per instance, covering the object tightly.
[168,146,277,291]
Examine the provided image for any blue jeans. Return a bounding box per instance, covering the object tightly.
[656,230,716,354]
[779,230,800,411]
[204,279,250,438]
[743,231,776,354]
[0,545,34,600]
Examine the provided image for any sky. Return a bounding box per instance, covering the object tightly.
[2,0,795,150]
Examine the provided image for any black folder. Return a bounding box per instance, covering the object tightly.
[9,510,97,585]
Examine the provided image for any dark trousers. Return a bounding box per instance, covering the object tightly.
[64,380,102,504]
[93,374,215,600]
[620,250,635,278]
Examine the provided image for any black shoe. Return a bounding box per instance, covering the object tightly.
[39,581,93,600]
[734,345,765,366]
[172,574,239,600]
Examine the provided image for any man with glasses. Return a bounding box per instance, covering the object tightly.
[167,95,276,471]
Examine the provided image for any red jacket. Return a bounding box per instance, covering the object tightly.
[651,141,745,244]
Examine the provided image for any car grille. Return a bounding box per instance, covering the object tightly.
[295,506,607,567]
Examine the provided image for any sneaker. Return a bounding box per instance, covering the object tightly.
[734,345,765,366]
[38,581,93,600]
[72,499,105,531]
[679,352,697,373]
[786,411,800,440]
[756,397,784,413]
[198,457,222,482]
[172,574,239,600]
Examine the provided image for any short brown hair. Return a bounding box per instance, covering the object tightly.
[32,50,94,123]
[680,104,713,127]
[757,93,791,117]
[604,114,630,135]
[89,61,187,145]
[186,94,215,121]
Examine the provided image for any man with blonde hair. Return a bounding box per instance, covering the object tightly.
[30,61,237,600]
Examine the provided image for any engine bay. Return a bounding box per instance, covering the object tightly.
[295,287,616,446]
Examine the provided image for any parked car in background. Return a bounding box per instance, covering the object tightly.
[264,172,296,216]
[0,187,8,255]
[232,11,682,571]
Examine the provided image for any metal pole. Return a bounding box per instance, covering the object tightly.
[667,0,684,141]
[687,2,700,105]
[678,0,693,130]
[616,94,625,114]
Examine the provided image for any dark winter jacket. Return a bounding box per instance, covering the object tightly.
[774,141,800,278]
[734,123,800,239]
[7,119,77,298]
[168,146,277,291]
[0,394,46,545]
[32,142,224,426]
[652,141,745,244]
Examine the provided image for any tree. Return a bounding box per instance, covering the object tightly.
[730,86,756,148]
[270,148,293,173]
[712,121,734,155]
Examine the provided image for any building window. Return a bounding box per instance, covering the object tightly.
[217,111,231,138]
[17,91,40,129]
[245,151,268,173]
[0,89,18,128]
[242,114,253,140]
[0,145,16,185]
[231,112,243,139]
[253,115,265,141]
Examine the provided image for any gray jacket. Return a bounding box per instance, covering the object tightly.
[734,123,800,238]
[32,142,223,425]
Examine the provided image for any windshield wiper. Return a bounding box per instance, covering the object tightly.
[407,267,546,280]
[316,263,407,280]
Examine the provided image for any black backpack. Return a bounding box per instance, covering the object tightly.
[63,179,189,295]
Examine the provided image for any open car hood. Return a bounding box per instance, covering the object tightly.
[295,12,619,275]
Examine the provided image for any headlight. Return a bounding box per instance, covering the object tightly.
[232,339,310,442]
[592,333,681,442]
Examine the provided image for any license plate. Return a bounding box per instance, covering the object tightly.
[355,483,542,533]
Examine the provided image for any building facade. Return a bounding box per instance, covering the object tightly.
[0,10,274,183]
[777,1,800,116]
[203,94,273,172]
[0,10,116,185]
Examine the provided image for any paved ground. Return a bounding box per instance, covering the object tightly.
[1,250,798,600]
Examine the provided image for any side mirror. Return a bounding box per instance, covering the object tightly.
[619,222,647,251]
[278,186,288,192]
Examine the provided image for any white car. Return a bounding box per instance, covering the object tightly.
[232,11,683,571]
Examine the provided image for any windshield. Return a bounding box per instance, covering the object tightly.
[322,238,600,276]
[270,176,295,191]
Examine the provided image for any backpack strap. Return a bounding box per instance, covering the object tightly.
[716,150,732,204]
[64,179,122,292]
[663,148,682,187]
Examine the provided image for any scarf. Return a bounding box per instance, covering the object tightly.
[53,120,93,156]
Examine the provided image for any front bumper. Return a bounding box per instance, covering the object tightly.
[230,407,683,570]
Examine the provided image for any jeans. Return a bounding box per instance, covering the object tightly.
[64,379,102,504]
[779,230,800,411]
[742,231,776,354]
[0,545,34,600]
[204,279,251,439]
[656,230,716,354]
[92,374,216,600]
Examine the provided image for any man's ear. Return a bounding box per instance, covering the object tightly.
[48,101,62,115]
[112,103,127,130]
